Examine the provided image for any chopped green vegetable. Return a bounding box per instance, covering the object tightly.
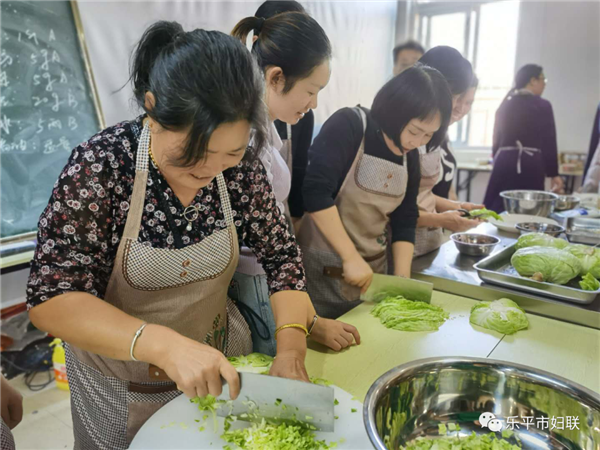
[334,416,339,420]
[334,399,339,406]
[371,296,449,331]
[191,395,228,433]
[469,208,503,221]
[502,429,514,439]
[511,246,581,285]
[402,431,521,449]
[447,422,460,432]
[309,377,333,386]
[199,426,205,432]
[515,233,569,251]
[470,298,529,335]
[195,419,200,423]
[351,408,357,413]
[305,415,313,421]
[438,423,448,435]
[221,418,337,450]
[227,353,274,371]
[275,399,282,406]
[580,273,600,291]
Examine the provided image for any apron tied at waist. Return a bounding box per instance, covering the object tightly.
[496,140,540,175]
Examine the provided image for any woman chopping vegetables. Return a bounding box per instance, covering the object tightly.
[413,46,484,257]
[298,64,453,319]
[26,22,355,449]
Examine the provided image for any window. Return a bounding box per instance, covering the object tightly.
[414,1,520,148]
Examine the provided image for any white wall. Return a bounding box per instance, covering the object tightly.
[515,0,600,154]
[75,0,397,128]
[457,0,600,204]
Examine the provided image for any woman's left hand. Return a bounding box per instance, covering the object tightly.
[310,317,361,351]
[269,350,309,382]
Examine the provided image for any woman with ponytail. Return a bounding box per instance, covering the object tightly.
[484,64,563,211]
[26,20,325,448]
[229,6,361,356]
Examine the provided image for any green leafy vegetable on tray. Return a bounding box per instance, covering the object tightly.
[511,246,582,285]
[579,273,600,291]
[469,208,503,221]
[514,233,569,251]
[371,296,449,331]
[567,244,600,278]
[470,298,529,335]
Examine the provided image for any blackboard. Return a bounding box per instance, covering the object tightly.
[0,1,104,241]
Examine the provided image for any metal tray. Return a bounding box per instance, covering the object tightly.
[566,217,600,246]
[473,244,599,304]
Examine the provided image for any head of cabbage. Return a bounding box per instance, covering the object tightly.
[470,298,529,335]
[511,246,582,285]
[566,244,600,277]
[515,233,569,251]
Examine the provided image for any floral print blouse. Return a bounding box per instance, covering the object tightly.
[26,116,306,308]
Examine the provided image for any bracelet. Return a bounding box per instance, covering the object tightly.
[130,323,148,362]
[274,323,308,339]
[307,315,319,336]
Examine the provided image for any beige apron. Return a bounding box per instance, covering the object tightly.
[297,107,408,319]
[66,122,252,449]
[414,147,444,257]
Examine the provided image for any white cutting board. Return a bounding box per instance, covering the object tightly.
[130,384,373,449]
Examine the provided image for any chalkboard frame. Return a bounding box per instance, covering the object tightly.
[0,0,106,267]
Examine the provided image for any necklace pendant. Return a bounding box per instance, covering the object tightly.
[186,222,192,232]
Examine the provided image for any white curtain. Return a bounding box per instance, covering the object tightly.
[77,0,398,131]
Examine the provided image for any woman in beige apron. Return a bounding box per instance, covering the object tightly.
[229,10,359,357]
[414,48,484,257]
[26,23,324,449]
[298,65,453,319]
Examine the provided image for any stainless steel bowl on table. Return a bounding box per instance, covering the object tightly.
[450,233,500,257]
[515,222,565,237]
[555,195,581,211]
[501,190,559,217]
[364,357,600,450]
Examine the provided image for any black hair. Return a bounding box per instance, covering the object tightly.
[255,0,305,18]
[231,12,331,94]
[418,46,473,96]
[372,63,452,152]
[130,21,267,167]
[515,64,543,89]
[470,73,479,89]
[393,40,425,63]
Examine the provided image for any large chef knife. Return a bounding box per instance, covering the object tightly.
[323,267,433,303]
[148,367,335,431]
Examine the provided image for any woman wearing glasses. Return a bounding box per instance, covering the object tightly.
[484,64,563,212]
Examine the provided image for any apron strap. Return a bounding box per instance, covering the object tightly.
[230,299,271,340]
[122,123,151,240]
[215,172,234,227]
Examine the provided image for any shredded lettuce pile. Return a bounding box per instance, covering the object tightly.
[227,353,274,370]
[222,418,338,450]
[402,431,521,449]
[371,296,449,331]
[469,298,529,335]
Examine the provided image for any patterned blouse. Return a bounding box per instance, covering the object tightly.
[26,116,306,309]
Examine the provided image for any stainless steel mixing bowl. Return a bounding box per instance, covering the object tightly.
[501,191,559,217]
[364,357,600,450]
